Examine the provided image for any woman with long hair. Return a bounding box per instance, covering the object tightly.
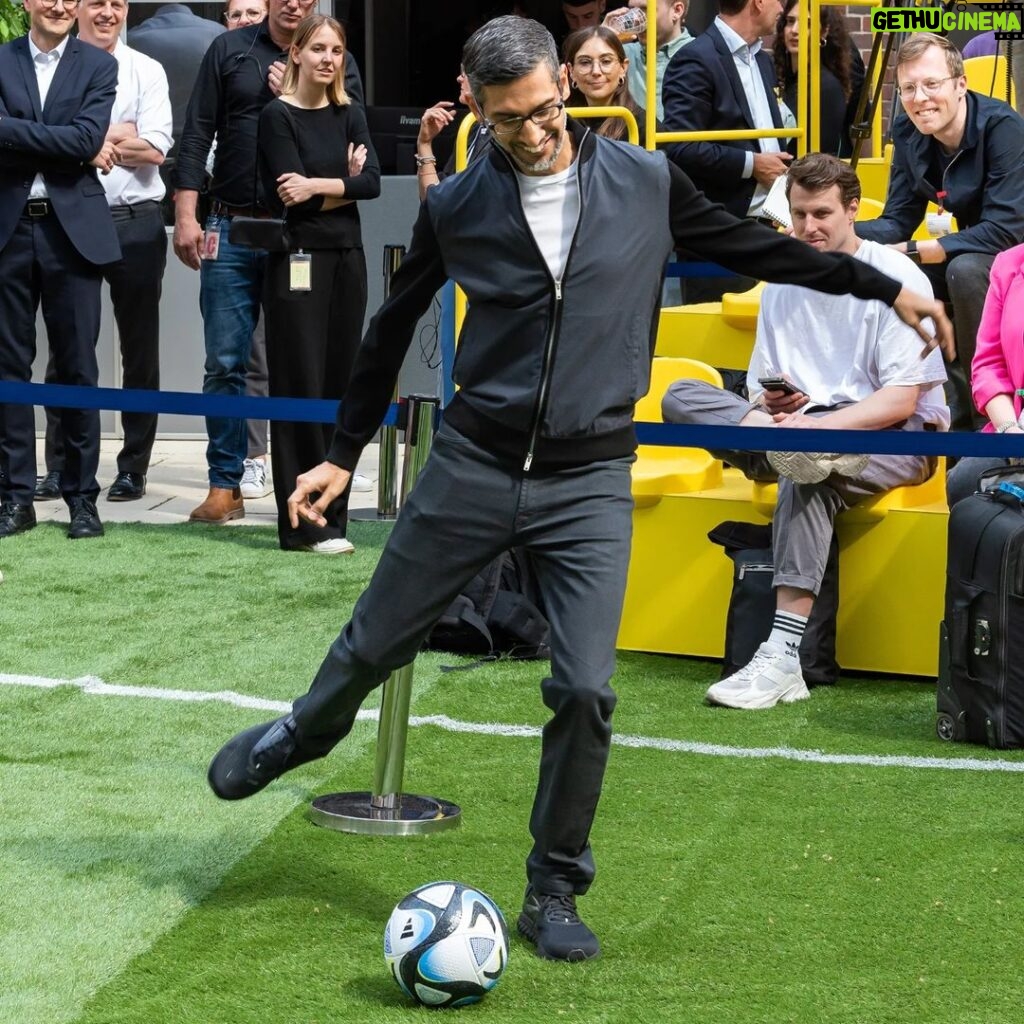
[773,0,855,156]
[258,14,380,553]
[563,26,648,145]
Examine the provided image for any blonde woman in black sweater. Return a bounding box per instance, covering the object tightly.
[258,14,380,553]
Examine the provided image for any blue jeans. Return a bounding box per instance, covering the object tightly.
[199,215,265,489]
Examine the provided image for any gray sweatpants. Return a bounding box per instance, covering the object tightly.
[663,380,936,596]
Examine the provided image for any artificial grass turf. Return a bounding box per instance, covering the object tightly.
[4,522,1024,1023]
[71,713,1024,1024]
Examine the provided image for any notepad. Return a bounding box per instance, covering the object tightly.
[760,173,791,230]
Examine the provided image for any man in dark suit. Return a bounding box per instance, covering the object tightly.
[663,0,790,301]
[0,0,120,538]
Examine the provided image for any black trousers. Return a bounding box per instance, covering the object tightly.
[263,246,366,549]
[291,424,635,894]
[0,211,103,505]
[45,200,167,476]
[920,252,995,433]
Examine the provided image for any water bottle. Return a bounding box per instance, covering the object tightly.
[606,8,646,41]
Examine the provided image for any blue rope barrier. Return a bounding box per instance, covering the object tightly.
[5,380,1024,459]
[0,381,399,427]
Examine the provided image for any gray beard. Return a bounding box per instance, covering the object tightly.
[509,123,567,175]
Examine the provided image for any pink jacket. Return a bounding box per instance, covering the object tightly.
[972,243,1024,431]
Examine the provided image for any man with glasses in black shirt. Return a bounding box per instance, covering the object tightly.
[172,0,363,525]
[857,34,1024,430]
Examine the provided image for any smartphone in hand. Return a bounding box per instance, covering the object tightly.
[757,376,800,396]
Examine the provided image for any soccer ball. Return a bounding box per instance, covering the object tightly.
[384,881,509,1008]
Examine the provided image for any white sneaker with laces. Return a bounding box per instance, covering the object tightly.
[303,537,355,555]
[240,458,272,499]
[767,450,870,485]
[350,472,374,492]
[706,643,810,709]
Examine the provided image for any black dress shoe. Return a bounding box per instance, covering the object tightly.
[34,471,62,502]
[107,471,146,502]
[0,501,37,537]
[208,714,318,800]
[67,497,104,539]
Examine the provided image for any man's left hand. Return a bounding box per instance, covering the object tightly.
[268,60,285,96]
[892,288,955,361]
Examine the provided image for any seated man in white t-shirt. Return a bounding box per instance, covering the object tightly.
[662,152,949,710]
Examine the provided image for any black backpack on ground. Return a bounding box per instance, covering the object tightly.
[937,482,1024,748]
[709,520,841,686]
[425,548,550,661]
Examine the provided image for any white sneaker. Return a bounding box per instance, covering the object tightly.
[351,472,374,492]
[302,537,355,555]
[240,458,272,499]
[706,643,810,709]
[767,449,870,485]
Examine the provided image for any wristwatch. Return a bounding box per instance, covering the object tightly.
[905,239,922,263]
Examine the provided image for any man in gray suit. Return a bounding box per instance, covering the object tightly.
[129,3,224,215]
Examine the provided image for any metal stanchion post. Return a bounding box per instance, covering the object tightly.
[309,395,461,835]
[351,244,405,522]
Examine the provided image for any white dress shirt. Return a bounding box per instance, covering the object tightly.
[102,40,173,206]
[714,17,781,216]
[27,35,70,199]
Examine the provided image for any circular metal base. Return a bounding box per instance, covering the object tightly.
[349,509,397,522]
[308,791,462,835]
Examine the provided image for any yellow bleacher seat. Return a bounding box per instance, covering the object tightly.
[852,143,894,206]
[720,281,765,332]
[964,55,1016,106]
[632,357,723,508]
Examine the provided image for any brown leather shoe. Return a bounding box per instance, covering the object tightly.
[189,486,244,524]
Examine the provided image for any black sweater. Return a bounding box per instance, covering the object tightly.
[172,22,364,207]
[325,126,904,472]
[258,100,381,250]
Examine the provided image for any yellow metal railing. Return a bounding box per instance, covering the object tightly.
[641,0,881,158]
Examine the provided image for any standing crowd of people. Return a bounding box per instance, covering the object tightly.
[0,0,377,552]
[2,0,1024,961]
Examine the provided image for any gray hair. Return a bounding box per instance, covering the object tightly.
[461,16,561,104]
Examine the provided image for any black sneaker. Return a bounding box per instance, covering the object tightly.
[517,886,600,961]
[208,714,309,800]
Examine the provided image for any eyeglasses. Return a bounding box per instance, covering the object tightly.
[225,7,265,21]
[573,55,620,72]
[897,76,956,101]
[485,101,565,136]
[39,0,79,9]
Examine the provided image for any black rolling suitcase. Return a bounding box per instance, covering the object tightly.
[937,482,1024,748]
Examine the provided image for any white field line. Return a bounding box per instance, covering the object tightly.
[3,672,1024,774]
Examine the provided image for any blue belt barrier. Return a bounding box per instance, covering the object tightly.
[4,380,1024,459]
[0,381,398,427]
[664,262,737,279]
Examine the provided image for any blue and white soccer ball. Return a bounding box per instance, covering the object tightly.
[384,881,509,1008]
